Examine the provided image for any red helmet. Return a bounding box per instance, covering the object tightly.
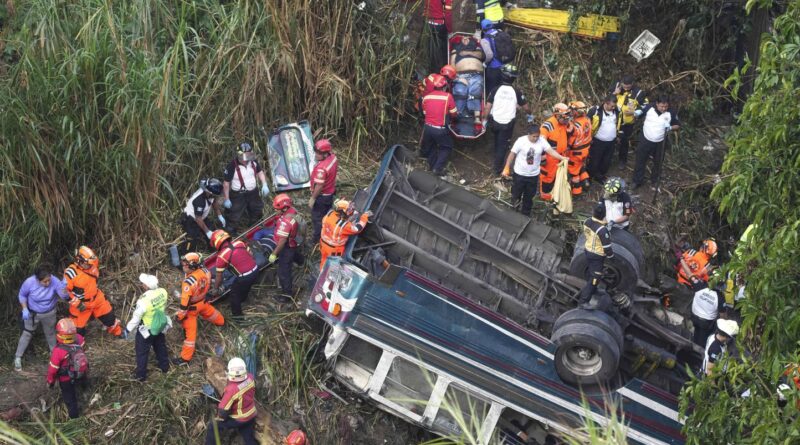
[273,193,293,211]
[314,139,332,153]
[210,230,231,250]
[430,73,447,89]
[440,65,457,81]
[285,430,307,445]
[56,318,77,344]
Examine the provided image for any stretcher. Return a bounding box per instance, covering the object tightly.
[447,32,487,140]
[505,8,620,40]
[264,120,316,192]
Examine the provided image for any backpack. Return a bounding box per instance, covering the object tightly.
[149,307,168,336]
[492,30,516,64]
[58,343,88,380]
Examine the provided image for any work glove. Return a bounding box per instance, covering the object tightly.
[663,121,672,131]
[501,166,511,178]
[175,310,187,322]
[223,199,232,209]
[634,109,643,118]
[205,230,213,239]
[21,308,30,321]
[268,253,278,264]
[473,30,482,41]
[260,183,270,197]
[526,114,534,124]
[217,215,226,228]
[308,197,316,209]
[364,210,374,221]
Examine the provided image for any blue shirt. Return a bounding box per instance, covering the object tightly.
[18,275,68,313]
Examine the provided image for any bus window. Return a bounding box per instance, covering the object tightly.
[491,407,557,445]
[379,357,436,416]
[334,336,383,391]
[432,384,491,439]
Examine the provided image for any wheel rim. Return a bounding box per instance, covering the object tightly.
[562,345,603,376]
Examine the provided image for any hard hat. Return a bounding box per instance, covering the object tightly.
[56,318,77,344]
[75,246,97,266]
[480,19,494,30]
[604,177,622,195]
[200,178,223,196]
[334,199,354,216]
[210,230,231,250]
[440,64,457,81]
[501,64,519,79]
[569,100,587,115]
[702,238,718,257]
[227,357,248,382]
[430,73,447,89]
[236,142,255,162]
[717,319,739,337]
[553,103,570,116]
[285,429,308,445]
[314,139,332,153]
[138,273,159,290]
[273,193,293,211]
[181,252,202,269]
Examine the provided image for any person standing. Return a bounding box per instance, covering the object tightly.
[174,253,225,364]
[567,101,592,195]
[211,230,259,317]
[600,177,634,230]
[181,178,225,253]
[269,194,305,300]
[578,204,613,307]
[205,357,257,445]
[309,139,338,246]
[320,199,372,270]
[46,318,88,419]
[631,96,680,190]
[481,64,532,175]
[501,125,565,216]
[126,274,171,381]
[609,75,647,167]
[222,142,270,234]
[691,281,725,346]
[424,0,453,73]
[677,238,717,288]
[703,319,739,376]
[479,20,508,95]
[14,263,69,371]
[586,96,620,182]
[64,246,124,338]
[474,0,506,30]
[538,103,573,201]
[420,74,458,177]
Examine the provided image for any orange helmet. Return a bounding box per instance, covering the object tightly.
[56,318,77,344]
[553,103,570,116]
[314,139,332,153]
[273,193,293,211]
[334,199,354,216]
[182,252,202,269]
[74,246,98,268]
[569,100,587,115]
[210,230,231,250]
[702,238,718,257]
[440,65,457,81]
[430,73,447,89]
[285,430,307,445]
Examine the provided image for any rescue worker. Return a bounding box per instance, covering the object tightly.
[222,142,270,234]
[211,230,259,317]
[703,319,739,376]
[420,74,458,177]
[63,246,124,338]
[320,199,372,270]
[578,204,613,307]
[181,178,225,253]
[175,253,225,364]
[474,0,506,30]
[479,20,504,95]
[567,101,592,195]
[539,103,574,201]
[501,124,566,216]
[423,65,457,96]
[424,0,453,73]
[600,177,634,231]
[631,96,680,190]
[309,139,338,246]
[47,318,87,419]
[481,64,532,175]
[205,357,257,445]
[586,95,620,182]
[15,263,69,371]
[126,274,171,381]
[269,194,305,299]
[286,430,308,445]
[691,280,725,346]
[609,75,648,166]
[677,238,717,288]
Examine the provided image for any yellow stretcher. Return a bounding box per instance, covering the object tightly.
[504,8,620,40]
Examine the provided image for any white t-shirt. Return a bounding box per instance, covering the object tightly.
[642,108,673,143]
[489,85,526,125]
[510,135,547,177]
[595,110,618,141]
[692,288,720,321]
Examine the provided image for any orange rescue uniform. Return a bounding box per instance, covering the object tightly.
[539,116,572,201]
[677,249,712,287]
[568,115,592,195]
[177,267,224,362]
[319,211,370,270]
[63,263,122,336]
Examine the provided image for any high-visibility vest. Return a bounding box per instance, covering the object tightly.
[140,288,168,330]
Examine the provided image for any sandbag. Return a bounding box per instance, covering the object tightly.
[552,159,573,214]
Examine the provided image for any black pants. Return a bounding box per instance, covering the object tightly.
[427,23,448,73]
[229,271,258,316]
[617,123,634,164]
[135,331,170,381]
[632,138,665,186]
[59,377,86,418]
[490,118,515,174]
[205,417,257,445]
[278,246,305,295]
[227,189,263,234]
[511,173,538,216]
[312,194,335,245]
[181,214,212,253]
[421,126,453,174]
[579,253,605,304]
[485,67,502,98]
[587,138,616,181]
[691,315,716,346]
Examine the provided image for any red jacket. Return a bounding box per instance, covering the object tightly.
[422,91,458,127]
[274,208,300,248]
[425,0,453,31]
[215,240,257,277]
[47,335,86,384]
[218,373,257,422]
[311,154,338,195]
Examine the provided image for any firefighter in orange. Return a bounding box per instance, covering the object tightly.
[539,103,574,201]
[319,200,372,270]
[567,101,592,196]
[174,253,225,364]
[63,246,124,338]
[677,238,717,288]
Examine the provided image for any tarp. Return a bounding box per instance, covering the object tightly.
[505,8,620,40]
[552,159,572,214]
[265,120,316,192]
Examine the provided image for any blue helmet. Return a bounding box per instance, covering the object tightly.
[480,19,494,31]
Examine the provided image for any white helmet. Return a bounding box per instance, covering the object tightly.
[227,357,247,382]
[717,319,740,337]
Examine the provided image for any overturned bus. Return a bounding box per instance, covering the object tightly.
[305,146,694,444]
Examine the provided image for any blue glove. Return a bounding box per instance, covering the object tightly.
[260,183,270,197]
[217,215,226,228]
[526,114,534,124]
[223,199,232,209]
[634,109,643,118]
[21,308,30,321]
[663,121,672,130]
